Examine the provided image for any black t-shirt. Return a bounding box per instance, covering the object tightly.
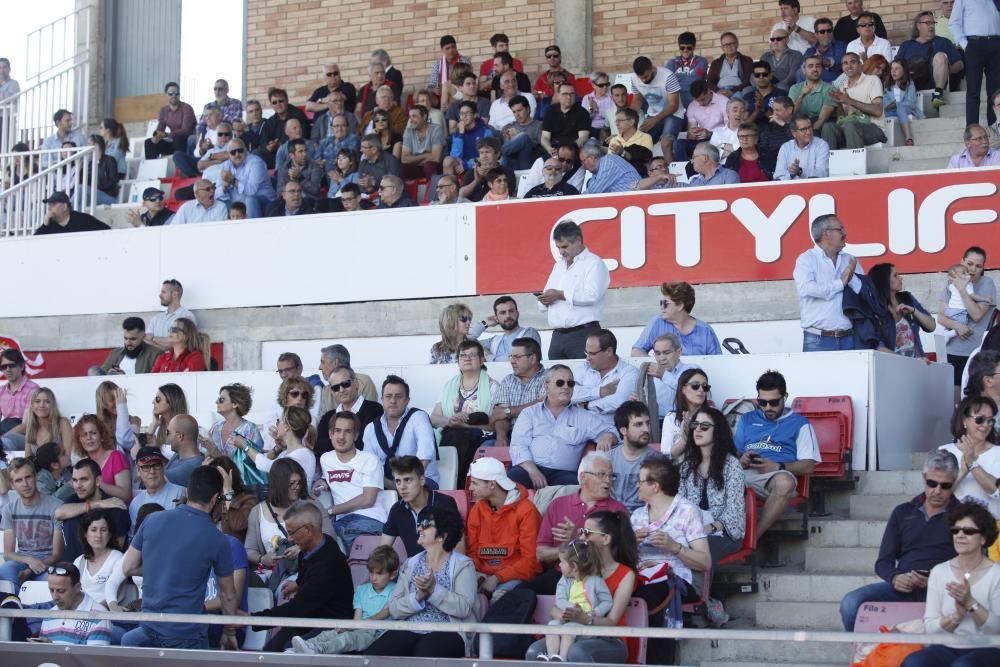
[34,211,110,235]
[309,82,358,113]
[143,208,175,227]
[525,181,580,198]
[542,104,592,145]
[382,490,460,557]
[61,495,132,562]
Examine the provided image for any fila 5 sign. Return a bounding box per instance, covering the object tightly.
[474,169,1000,294]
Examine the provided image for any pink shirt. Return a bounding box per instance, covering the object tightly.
[0,377,39,421]
[537,491,626,548]
[99,450,131,499]
[686,92,729,132]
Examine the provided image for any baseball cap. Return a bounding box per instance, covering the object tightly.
[142,187,165,200]
[135,446,168,466]
[469,457,515,491]
[43,191,71,205]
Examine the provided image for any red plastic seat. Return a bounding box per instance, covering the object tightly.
[790,395,854,480]
[573,77,594,97]
[438,489,471,521]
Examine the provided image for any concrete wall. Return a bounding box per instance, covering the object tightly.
[0,271,979,371]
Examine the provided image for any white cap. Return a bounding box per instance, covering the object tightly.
[469,456,516,491]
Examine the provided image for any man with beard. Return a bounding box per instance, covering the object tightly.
[54,459,131,561]
[96,317,163,375]
[609,401,659,512]
[469,296,542,361]
[146,279,197,348]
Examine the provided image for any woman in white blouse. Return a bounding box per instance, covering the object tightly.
[73,509,126,608]
[902,500,1000,666]
[938,397,1000,519]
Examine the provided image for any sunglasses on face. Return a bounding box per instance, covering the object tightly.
[217,131,233,137]
[757,398,783,408]
[144,195,164,202]
[0,364,16,370]
[553,379,577,388]
[418,519,436,529]
[691,420,714,432]
[925,479,954,490]
[579,527,608,537]
[458,316,472,322]
[166,92,180,97]
[229,148,246,155]
[679,45,694,51]
[594,81,609,88]
[330,380,353,392]
[753,72,769,78]
[770,36,787,42]
[951,527,982,536]
[326,71,340,77]
[815,28,833,34]
[687,382,710,392]
[287,390,306,398]
[216,396,228,404]
[659,299,676,308]
[857,22,874,28]
[969,415,997,427]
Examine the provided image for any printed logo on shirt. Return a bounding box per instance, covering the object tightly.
[327,469,355,483]
[479,546,509,558]
[746,440,783,455]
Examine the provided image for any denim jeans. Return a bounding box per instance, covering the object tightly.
[121,626,209,649]
[839,581,925,631]
[507,464,579,489]
[334,513,384,553]
[902,645,1000,667]
[802,330,856,352]
[0,560,47,590]
[500,132,538,171]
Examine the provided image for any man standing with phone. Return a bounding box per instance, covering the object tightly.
[733,370,820,541]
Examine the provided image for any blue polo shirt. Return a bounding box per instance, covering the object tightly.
[132,504,233,639]
[632,316,722,356]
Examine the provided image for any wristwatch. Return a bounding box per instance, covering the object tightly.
[224,491,235,502]
[778,462,787,471]
[967,601,980,614]
[503,406,512,417]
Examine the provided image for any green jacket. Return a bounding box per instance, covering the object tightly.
[100,343,164,374]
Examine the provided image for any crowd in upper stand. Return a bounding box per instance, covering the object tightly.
[10,0,1000,234]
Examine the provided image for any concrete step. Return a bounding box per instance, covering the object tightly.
[757,571,880,602]
[888,157,949,172]
[855,470,923,495]
[678,630,852,665]
[888,143,961,160]
[939,102,987,119]
[755,600,842,629]
[805,518,886,548]
[850,494,913,519]
[804,546,880,573]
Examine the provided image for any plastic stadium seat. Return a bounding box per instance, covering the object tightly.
[136,158,171,180]
[18,581,50,605]
[243,587,274,650]
[438,489,471,521]
[828,148,867,177]
[474,446,511,466]
[573,77,594,97]
[516,171,532,198]
[438,446,459,490]
[791,395,855,515]
[667,161,690,183]
[376,490,398,517]
[348,534,407,567]
[534,595,649,664]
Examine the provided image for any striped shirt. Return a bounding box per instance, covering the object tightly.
[493,368,547,412]
[0,377,39,421]
[40,594,113,645]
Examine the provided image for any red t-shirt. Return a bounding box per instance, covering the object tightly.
[151,348,206,373]
[534,69,576,97]
[737,157,771,183]
[479,57,525,77]
[606,563,639,663]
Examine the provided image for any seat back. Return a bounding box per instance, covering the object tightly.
[376,489,399,517]
[136,157,171,180]
[516,171,532,198]
[126,179,163,204]
[791,395,853,479]
[533,594,556,624]
[438,445,459,490]
[828,148,867,177]
[718,487,757,566]
[439,489,471,521]
[573,77,594,97]
[18,581,50,606]
[624,597,649,664]
[242,587,274,650]
[667,161,690,183]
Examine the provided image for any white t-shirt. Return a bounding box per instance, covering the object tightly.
[73,550,126,606]
[709,125,740,161]
[846,36,893,64]
[148,307,197,338]
[117,356,137,375]
[948,282,976,311]
[630,67,683,118]
[938,443,1000,518]
[318,449,387,523]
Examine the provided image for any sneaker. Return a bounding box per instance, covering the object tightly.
[905,138,914,146]
[536,654,550,661]
[550,656,565,662]
[932,90,945,108]
[291,636,319,655]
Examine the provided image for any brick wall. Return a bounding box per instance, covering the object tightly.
[246,0,933,102]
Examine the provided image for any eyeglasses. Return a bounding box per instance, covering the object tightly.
[458,353,482,362]
[47,566,72,576]
[272,99,288,105]
[648,164,665,172]
[154,396,164,403]
[757,397,783,408]
[753,72,769,78]
[970,415,998,426]
[374,117,388,123]
[686,382,711,392]
[857,22,875,28]
[583,471,618,481]
[214,87,227,92]
[553,379,577,388]
[594,81,609,88]
[925,479,954,490]
[637,477,656,485]
[288,524,310,538]
[418,519,436,529]
[326,71,341,76]
[217,131,232,137]
[289,479,303,488]
[579,527,608,537]
[0,364,16,370]
[144,195,164,202]
[545,53,561,59]
[215,396,229,404]
[138,463,164,472]
[951,527,982,536]
[229,148,246,155]
[815,28,833,34]
[287,389,306,398]
[770,36,787,42]
[659,299,677,308]
[330,380,353,392]
[678,45,695,51]
[509,353,532,361]
[737,133,758,140]
[918,20,935,26]
[691,420,714,432]
[793,125,813,132]
[458,315,472,322]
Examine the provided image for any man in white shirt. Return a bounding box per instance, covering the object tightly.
[629,55,682,162]
[572,330,639,428]
[538,221,611,359]
[316,412,386,552]
[792,214,863,351]
[488,70,536,130]
[773,0,818,53]
[168,178,229,226]
[845,12,893,64]
[146,279,197,348]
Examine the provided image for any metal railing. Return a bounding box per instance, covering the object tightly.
[0,145,97,237]
[2,607,1000,657]
[0,6,93,152]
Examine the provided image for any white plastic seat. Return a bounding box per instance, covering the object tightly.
[828,148,867,177]
[437,446,459,490]
[18,580,51,605]
[668,161,690,183]
[136,158,171,180]
[242,587,274,650]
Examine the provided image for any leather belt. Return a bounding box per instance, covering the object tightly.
[554,321,600,334]
[805,327,853,338]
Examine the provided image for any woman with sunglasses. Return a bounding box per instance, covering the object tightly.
[430,303,475,364]
[677,406,746,565]
[205,382,266,497]
[581,71,614,141]
[370,109,403,160]
[262,378,316,452]
[366,506,477,659]
[900,501,1000,667]
[631,457,711,660]
[242,406,318,492]
[244,459,333,594]
[938,397,1000,519]
[140,382,188,455]
[723,122,771,182]
[663,368,711,458]
[527,509,640,663]
[150,317,207,373]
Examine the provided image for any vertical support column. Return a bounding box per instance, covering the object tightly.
[75,0,105,132]
[553,0,592,76]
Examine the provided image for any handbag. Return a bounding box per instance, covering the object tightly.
[906,43,934,90]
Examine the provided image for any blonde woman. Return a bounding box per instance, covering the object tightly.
[22,388,75,458]
[430,303,474,364]
[241,406,317,491]
[151,317,208,373]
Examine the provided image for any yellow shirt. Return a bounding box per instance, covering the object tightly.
[608,130,654,151]
[568,579,593,613]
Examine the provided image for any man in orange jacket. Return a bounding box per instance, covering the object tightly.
[467,457,542,603]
